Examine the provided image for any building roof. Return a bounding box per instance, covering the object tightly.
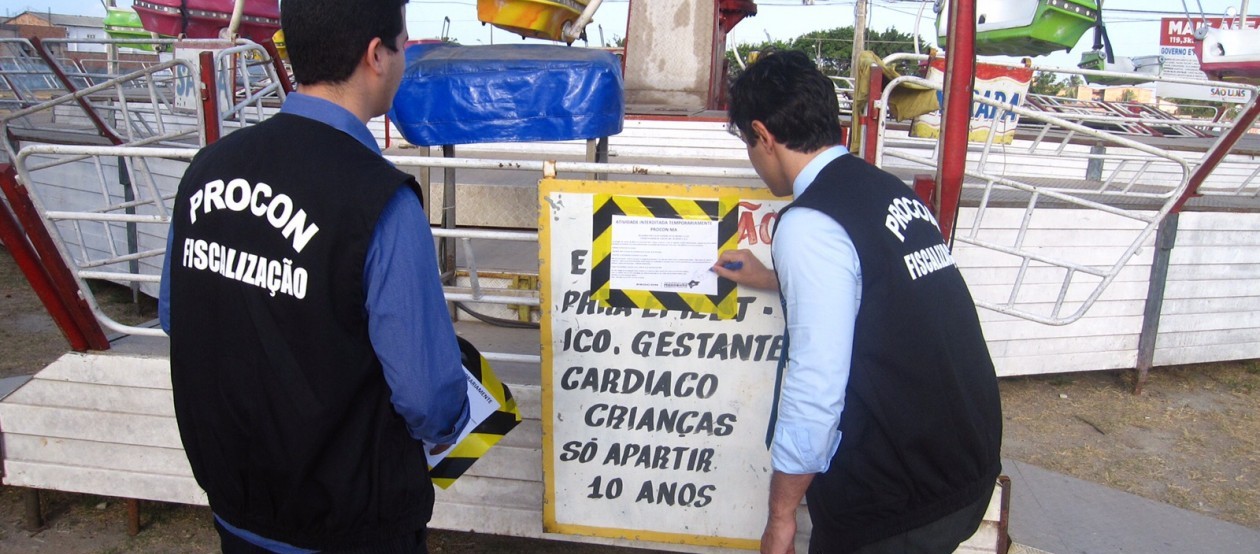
[50,13,104,28]
[2,11,104,29]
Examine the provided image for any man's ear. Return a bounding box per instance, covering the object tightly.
[363,37,387,75]
[750,120,774,148]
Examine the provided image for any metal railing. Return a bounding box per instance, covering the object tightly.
[13,143,760,365]
[867,53,1260,325]
[2,38,285,162]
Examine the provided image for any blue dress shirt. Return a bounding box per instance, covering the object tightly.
[770,145,862,475]
[159,92,469,553]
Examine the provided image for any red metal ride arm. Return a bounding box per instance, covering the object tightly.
[0,165,111,350]
[1171,96,1260,214]
[935,0,977,246]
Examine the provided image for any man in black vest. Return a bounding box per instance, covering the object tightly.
[159,0,470,551]
[714,51,1003,553]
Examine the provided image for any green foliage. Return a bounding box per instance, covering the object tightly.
[1028,72,1085,98]
[1030,71,1062,96]
[1170,99,1243,121]
[726,26,927,79]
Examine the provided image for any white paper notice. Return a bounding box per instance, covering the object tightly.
[609,215,720,295]
[424,365,500,467]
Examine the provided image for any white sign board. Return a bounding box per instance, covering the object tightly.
[1158,17,1254,103]
[541,179,786,549]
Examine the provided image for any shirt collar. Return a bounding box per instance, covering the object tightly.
[793,145,850,198]
[279,92,380,155]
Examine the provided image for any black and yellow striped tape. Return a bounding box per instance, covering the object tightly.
[430,337,522,489]
[589,194,740,319]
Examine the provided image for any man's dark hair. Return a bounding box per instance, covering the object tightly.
[281,0,409,86]
[728,50,843,152]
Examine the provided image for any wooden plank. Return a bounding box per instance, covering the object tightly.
[1170,230,1260,247]
[1158,311,1260,333]
[955,248,1155,270]
[979,316,1143,342]
[1168,246,1260,265]
[967,280,1150,303]
[35,352,171,389]
[4,379,172,416]
[1154,342,1260,366]
[955,207,1156,231]
[961,264,1150,287]
[2,433,192,477]
[1165,263,1260,280]
[1164,279,1260,300]
[462,445,540,482]
[0,403,182,449]
[1154,327,1260,349]
[2,460,206,505]
[987,334,1139,358]
[1162,295,1260,315]
[993,351,1138,376]
[498,419,541,449]
[1175,212,1260,232]
[956,228,1162,248]
[513,385,541,420]
[434,474,540,511]
[977,299,1145,322]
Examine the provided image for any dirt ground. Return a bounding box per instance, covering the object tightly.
[0,247,1257,552]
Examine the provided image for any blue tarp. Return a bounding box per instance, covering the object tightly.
[389,43,624,146]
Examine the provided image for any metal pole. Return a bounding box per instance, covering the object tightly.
[1134,213,1179,394]
[850,0,868,84]
[935,0,977,245]
[119,158,140,306]
[441,145,456,284]
[200,51,222,144]
[23,489,44,532]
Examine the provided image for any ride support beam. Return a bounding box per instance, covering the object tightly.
[1171,94,1260,214]
[862,64,883,163]
[0,166,92,350]
[200,51,222,144]
[0,165,110,350]
[935,0,977,245]
[30,38,123,146]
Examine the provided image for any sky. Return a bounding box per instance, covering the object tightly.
[9,0,1255,70]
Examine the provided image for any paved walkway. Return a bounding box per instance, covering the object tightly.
[1005,458,1260,553]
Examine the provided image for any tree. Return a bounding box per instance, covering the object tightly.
[1030,71,1062,96]
[726,26,926,79]
[1028,72,1083,98]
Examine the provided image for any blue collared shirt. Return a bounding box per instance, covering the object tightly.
[770,145,862,475]
[159,92,469,553]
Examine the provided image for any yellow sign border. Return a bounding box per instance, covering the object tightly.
[539,178,779,550]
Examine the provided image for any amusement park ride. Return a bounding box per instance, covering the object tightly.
[4,1,1260,552]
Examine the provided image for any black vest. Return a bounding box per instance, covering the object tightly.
[169,114,432,549]
[780,155,1002,551]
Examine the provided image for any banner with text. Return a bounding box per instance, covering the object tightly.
[1158,17,1255,103]
[541,179,786,549]
[911,57,1033,145]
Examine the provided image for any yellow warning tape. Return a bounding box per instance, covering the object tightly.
[429,338,522,489]
[590,194,740,319]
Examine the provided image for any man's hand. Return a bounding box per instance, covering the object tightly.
[713,249,778,291]
[761,471,812,554]
[428,443,452,456]
[760,513,797,554]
